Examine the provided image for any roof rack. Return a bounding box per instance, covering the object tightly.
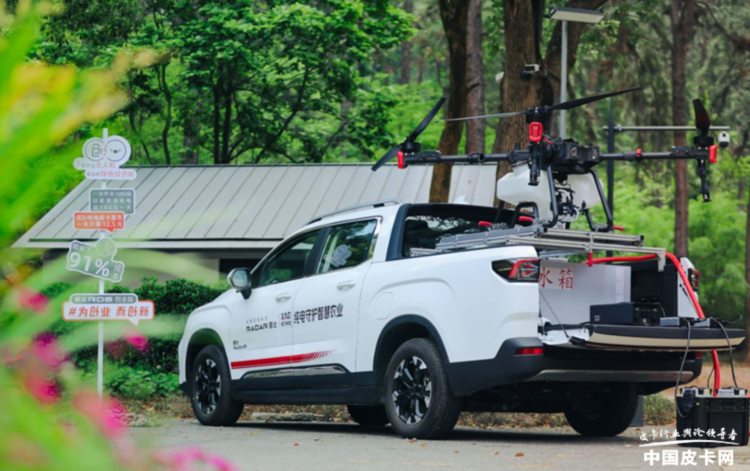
[307,200,402,224]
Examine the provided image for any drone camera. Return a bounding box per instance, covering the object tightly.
[521,64,540,80]
[718,131,730,148]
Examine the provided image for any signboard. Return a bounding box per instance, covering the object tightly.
[66,129,151,398]
[64,293,154,326]
[73,134,136,180]
[90,188,135,214]
[73,211,125,232]
[66,239,125,283]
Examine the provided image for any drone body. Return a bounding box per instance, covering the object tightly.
[372,88,720,232]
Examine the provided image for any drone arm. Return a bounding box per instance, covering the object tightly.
[599,148,708,161]
[400,150,532,167]
[601,147,714,202]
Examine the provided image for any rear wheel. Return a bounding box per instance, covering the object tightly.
[190,345,244,426]
[383,338,461,439]
[565,384,638,437]
[347,405,389,427]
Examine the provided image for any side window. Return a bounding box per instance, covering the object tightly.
[255,231,320,287]
[317,219,378,274]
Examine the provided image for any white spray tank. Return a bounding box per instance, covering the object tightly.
[496,164,603,223]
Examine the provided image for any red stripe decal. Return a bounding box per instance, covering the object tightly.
[231,351,330,369]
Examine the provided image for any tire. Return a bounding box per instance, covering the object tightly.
[564,384,638,437]
[383,338,461,439]
[347,405,389,427]
[190,345,244,426]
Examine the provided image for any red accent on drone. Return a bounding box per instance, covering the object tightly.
[528,122,543,143]
[478,220,493,228]
[612,225,625,232]
[396,150,406,169]
[635,147,643,158]
[709,144,718,164]
[517,215,535,223]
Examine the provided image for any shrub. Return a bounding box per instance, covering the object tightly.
[105,364,180,399]
[644,394,675,426]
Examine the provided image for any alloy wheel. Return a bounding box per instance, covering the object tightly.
[194,357,221,415]
[392,355,432,424]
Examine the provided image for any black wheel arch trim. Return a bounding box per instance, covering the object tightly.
[183,329,227,395]
[372,315,452,391]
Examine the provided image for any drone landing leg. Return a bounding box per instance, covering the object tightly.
[543,166,559,228]
[590,169,614,231]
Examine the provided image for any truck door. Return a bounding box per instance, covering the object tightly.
[228,230,322,376]
[291,218,379,373]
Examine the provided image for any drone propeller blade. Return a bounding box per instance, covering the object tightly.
[551,86,642,112]
[371,144,401,171]
[693,99,711,135]
[444,110,525,122]
[407,96,448,141]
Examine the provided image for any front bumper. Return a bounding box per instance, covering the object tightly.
[446,337,703,396]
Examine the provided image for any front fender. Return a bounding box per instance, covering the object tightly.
[178,305,233,385]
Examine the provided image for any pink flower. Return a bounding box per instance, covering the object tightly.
[25,375,60,405]
[16,287,48,313]
[73,391,128,439]
[124,333,149,352]
[31,332,67,371]
[156,447,236,471]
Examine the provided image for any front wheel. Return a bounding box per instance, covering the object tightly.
[383,338,461,439]
[564,384,638,437]
[190,345,244,426]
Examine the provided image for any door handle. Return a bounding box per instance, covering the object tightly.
[337,280,356,290]
[275,292,292,302]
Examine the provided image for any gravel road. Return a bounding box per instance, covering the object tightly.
[131,419,750,471]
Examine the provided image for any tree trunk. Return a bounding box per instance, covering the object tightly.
[399,0,414,85]
[464,0,485,154]
[430,0,470,203]
[157,63,172,165]
[491,0,607,206]
[212,82,222,164]
[181,92,200,164]
[671,0,695,258]
[491,0,551,203]
[221,81,232,163]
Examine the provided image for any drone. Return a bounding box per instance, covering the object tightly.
[371,88,720,232]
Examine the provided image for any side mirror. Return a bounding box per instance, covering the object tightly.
[227,268,252,299]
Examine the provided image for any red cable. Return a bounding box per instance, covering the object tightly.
[588,252,721,395]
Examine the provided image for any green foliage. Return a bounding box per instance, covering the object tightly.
[104,364,179,399]
[0,4,177,470]
[35,0,413,165]
[137,276,223,314]
[644,394,675,426]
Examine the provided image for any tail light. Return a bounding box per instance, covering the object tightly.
[515,346,543,356]
[688,268,701,293]
[492,259,540,282]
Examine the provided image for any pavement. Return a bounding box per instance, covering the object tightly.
[131,418,750,470]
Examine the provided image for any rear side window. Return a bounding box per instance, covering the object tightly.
[317,219,378,274]
[401,205,507,258]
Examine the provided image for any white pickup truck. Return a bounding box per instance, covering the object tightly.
[178,201,743,439]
